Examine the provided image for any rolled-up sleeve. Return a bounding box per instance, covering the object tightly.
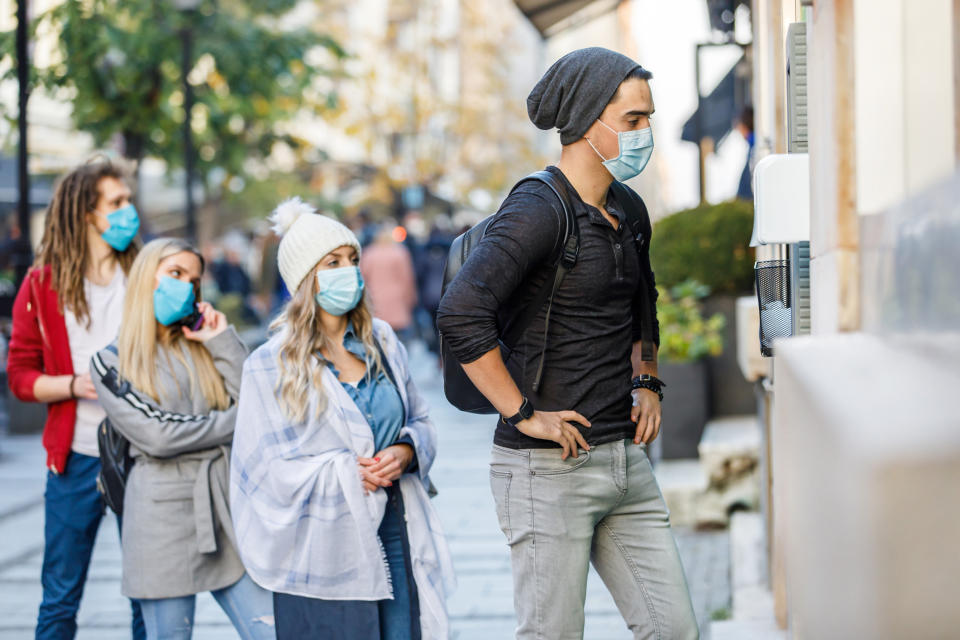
[436,187,561,364]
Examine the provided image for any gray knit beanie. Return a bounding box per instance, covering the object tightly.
[269,197,361,294]
[527,47,643,145]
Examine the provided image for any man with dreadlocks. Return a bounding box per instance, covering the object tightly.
[7,158,146,639]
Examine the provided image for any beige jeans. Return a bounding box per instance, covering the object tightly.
[489,439,699,640]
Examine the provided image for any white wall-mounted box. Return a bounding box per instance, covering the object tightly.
[751,153,810,246]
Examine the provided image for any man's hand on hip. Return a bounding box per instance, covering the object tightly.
[516,410,592,460]
[631,388,661,444]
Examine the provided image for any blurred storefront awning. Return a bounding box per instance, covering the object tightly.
[513,0,597,35]
[681,54,748,145]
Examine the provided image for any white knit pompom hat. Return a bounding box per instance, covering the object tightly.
[269,196,361,294]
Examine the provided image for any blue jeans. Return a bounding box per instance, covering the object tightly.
[274,485,421,640]
[138,573,274,640]
[36,452,145,640]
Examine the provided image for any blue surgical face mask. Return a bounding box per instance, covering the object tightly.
[154,276,197,326]
[315,266,364,317]
[101,204,141,252]
[587,121,654,182]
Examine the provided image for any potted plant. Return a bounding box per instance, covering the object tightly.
[654,280,725,460]
[650,199,757,416]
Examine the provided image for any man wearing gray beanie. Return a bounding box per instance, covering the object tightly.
[438,47,698,639]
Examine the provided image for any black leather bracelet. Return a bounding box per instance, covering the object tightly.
[633,381,663,402]
[69,374,78,400]
[631,374,666,390]
[631,375,665,402]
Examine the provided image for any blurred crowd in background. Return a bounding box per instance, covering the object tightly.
[199,209,460,358]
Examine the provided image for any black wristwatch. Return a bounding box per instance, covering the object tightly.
[503,397,535,428]
[631,374,666,402]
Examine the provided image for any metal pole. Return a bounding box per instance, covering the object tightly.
[14,0,31,289]
[695,43,706,205]
[181,24,196,244]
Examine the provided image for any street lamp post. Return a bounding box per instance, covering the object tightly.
[14,0,31,289]
[174,0,201,244]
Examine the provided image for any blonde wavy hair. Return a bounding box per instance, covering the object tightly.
[270,267,383,424]
[116,238,231,410]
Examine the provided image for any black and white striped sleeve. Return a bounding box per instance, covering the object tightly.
[90,349,237,458]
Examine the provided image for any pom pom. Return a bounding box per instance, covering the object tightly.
[269,196,315,236]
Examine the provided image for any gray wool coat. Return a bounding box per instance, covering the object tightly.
[90,328,248,599]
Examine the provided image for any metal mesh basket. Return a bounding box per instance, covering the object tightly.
[755,259,793,357]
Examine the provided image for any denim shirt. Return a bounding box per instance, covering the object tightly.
[325,324,408,454]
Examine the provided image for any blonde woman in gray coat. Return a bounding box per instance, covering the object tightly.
[90,238,274,640]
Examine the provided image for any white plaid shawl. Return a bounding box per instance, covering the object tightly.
[230,319,455,638]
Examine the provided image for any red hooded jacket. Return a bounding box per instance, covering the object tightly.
[7,265,78,473]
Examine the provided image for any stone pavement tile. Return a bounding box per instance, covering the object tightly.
[0,489,234,637]
[710,619,787,640]
[0,503,44,571]
[0,435,46,517]
[450,610,635,640]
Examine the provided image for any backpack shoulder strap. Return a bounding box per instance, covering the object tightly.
[520,169,580,268]
[609,181,651,250]
[501,169,581,391]
[499,170,579,355]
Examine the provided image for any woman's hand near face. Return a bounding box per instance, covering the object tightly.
[181,302,228,342]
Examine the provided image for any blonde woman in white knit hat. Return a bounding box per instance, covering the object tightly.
[229,198,455,640]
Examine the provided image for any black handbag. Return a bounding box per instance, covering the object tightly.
[94,343,132,515]
[96,416,132,516]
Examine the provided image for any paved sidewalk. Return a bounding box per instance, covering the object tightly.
[0,345,729,638]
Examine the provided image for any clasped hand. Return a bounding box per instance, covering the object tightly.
[357,444,414,494]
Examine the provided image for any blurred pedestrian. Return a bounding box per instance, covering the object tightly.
[230,198,455,640]
[413,219,454,356]
[360,225,418,342]
[0,219,21,318]
[249,223,288,317]
[437,47,699,639]
[348,208,376,248]
[210,232,258,326]
[5,158,146,639]
[90,238,274,640]
[736,105,755,200]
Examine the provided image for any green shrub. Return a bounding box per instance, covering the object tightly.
[650,199,755,295]
[710,607,732,621]
[657,280,726,363]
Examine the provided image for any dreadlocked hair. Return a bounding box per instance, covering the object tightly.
[34,157,138,327]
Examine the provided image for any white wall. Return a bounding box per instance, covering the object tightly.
[854,0,956,216]
[773,332,960,638]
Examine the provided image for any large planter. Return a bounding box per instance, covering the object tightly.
[702,294,756,416]
[657,359,709,459]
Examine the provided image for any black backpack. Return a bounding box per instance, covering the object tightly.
[438,170,656,414]
[95,344,132,515]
